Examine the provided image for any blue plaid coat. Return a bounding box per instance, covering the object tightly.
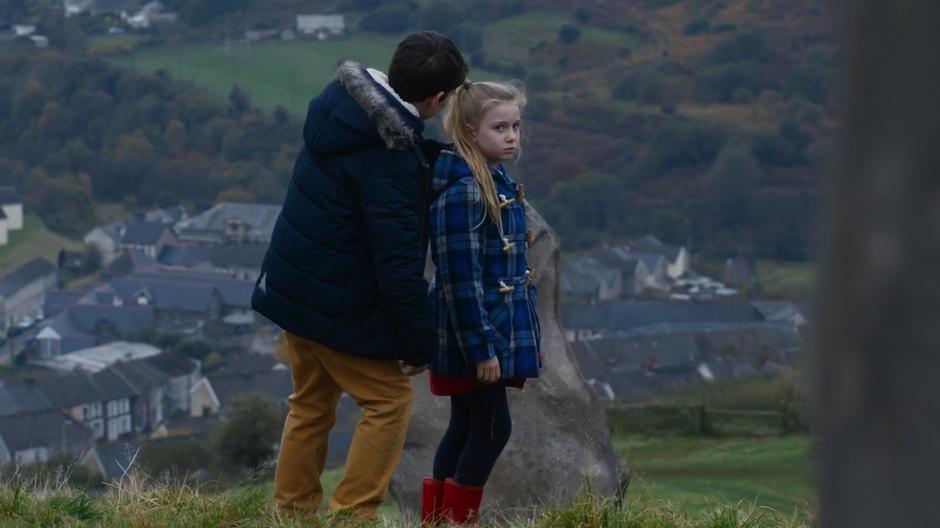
[428,150,542,380]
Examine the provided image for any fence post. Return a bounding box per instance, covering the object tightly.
[697,403,710,435]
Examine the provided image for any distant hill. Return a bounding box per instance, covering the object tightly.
[1,0,834,261]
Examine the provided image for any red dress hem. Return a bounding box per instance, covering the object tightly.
[429,371,525,396]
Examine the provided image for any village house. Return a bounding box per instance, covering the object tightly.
[125,1,178,30]
[174,202,280,246]
[627,234,691,280]
[0,410,94,465]
[29,340,160,372]
[0,187,24,247]
[79,268,254,335]
[296,14,345,40]
[561,300,765,342]
[84,220,176,265]
[0,258,58,336]
[560,257,623,303]
[158,243,265,281]
[190,364,290,418]
[64,0,142,17]
[141,352,201,415]
[32,303,155,356]
[16,371,137,442]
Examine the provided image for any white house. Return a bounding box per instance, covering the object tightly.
[296,14,345,40]
[0,209,8,246]
[0,187,23,231]
[126,1,178,30]
[0,258,58,334]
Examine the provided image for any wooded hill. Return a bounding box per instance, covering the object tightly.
[1,0,834,260]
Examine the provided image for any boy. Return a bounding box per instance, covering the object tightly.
[251,32,469,519]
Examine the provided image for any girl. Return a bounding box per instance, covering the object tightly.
[421,80,541,525]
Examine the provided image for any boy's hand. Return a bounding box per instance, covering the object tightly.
[399,361,427,376]
[476,357,501,383]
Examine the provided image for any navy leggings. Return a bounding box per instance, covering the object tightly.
[432,383,512,487]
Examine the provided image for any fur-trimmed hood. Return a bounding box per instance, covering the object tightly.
[302,61,424,154]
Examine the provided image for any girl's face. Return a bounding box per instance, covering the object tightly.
[470,102,521,165]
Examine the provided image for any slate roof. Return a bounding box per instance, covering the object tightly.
[0,187,20,205]
[629,234,683,262]
[110,277,214,314]
[208,369,292,408]
[176,202,280,240]
[68,304,155,336]
[213,280,253,309]
[561,257,623,295]
[0,380,53,416]
[157,245,211,267]
[561,301,763,333]
[0,410,89,452]
[107,269,254,313]
[203,352,279,377]
[29,370,137,408]
[120,221,169,246]
[44,290,84,318]
[143,206,187,225]
[142,353,199,378]
[108,359,169,394]
[100,249,159,280]
[0,258,56,297]
[207,244,266,269]
[604,247,666,273]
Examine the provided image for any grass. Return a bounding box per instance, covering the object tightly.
[114,35,402,116]
[755,261,815,301]
[0,214,83,276]
[484,13,641,64]
[113,36,501,117]
[615,434,814,520]
[0,469,812,527]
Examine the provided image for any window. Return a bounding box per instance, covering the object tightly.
[91,419,104,439]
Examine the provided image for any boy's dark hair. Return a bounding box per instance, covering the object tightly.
[389,31,469,103]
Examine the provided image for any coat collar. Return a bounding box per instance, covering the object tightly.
[336,61,424,150]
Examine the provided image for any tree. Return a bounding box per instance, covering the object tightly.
[213,394,283,470]
[418,1,462,33]
[228,85,251,115]
[359,4,415,34]
[559,24,581,45]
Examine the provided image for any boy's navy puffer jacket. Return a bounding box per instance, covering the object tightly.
[251,61,438,366]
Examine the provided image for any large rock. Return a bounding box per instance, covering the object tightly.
[390,205,625,518]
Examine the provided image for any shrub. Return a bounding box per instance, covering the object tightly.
[683,17,710,35]
[559,24,582,45]
[418,1,462,34]
[359,4,414,34]
[213,394,283,470]
[695,62,764,103]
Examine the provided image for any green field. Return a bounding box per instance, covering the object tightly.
[114,36,501,117]
[484,12,640,64]
[115,36,402,116]
[757,260,816,300]
[615,434,814,519]
[0,214,83,276]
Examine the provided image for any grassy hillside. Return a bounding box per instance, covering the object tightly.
[617,434,813,517]
[0,213,82,276]
[0,474,811,527]
[112,36,501,116]
[113,35,405,116]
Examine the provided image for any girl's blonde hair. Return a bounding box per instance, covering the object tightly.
[443,80,527,230]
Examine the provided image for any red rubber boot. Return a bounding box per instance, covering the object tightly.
[421,477,445,526]
[441,478,485,525]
